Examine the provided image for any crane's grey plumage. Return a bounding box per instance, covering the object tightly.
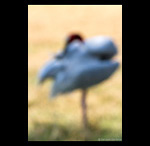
[38,36,119,97]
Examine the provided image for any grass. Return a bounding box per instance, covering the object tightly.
[28,5,122,141]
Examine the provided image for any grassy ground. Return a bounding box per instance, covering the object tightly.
[28,5,122,141]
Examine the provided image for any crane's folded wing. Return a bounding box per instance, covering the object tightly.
[51,60,119,97]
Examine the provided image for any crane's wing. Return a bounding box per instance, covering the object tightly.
[84,36,118,60]
[51,59,119,97]
[72,60,119,89]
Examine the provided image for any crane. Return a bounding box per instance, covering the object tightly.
[38,34,119,128]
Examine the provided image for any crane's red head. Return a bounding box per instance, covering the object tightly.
[66,34,83,45]
[61,33,84,57]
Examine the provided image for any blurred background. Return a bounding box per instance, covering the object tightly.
[28,5,122,141]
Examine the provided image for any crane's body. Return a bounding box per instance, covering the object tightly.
[38,34,119,128]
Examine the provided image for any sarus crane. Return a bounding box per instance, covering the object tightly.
[38,34,119,128]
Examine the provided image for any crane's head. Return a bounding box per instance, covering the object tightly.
[66,33,83,45]
[63,34,84,55]
[55,34,84,59]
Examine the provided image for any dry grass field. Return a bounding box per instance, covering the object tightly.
[28,5,122,141]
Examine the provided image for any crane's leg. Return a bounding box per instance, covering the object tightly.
[81,89,88,128]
